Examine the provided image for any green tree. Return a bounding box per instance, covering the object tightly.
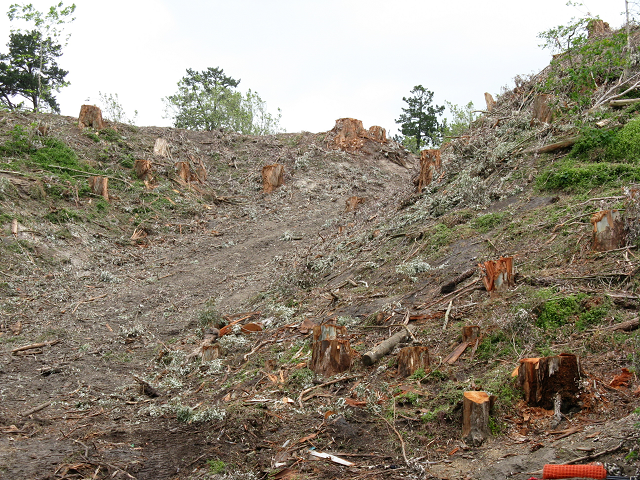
[163,67,282,134]
[443,100,477,141]
[395,85,445,151]
[6,2,75,112]
[0,30,68,112]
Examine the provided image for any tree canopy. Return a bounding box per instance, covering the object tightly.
[0,30,68,112]
[163,67,282,135]
[395,85,445,151]
[2,2,75,112]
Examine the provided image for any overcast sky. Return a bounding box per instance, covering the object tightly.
[0,0,628,135]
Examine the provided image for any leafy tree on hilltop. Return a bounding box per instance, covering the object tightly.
[0,30,68,112]
[163,67,282,134]
[396,85,445,151]
[2,2,75,112]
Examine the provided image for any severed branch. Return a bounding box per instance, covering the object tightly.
[20,401,52,417]
[12,339,60,355]
[298,375,360,408]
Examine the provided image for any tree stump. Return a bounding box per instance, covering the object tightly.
[262,164,285,193]
[345,196,365,212]
[88,176,109,200]
[415,149,441,193]
[310,324,352,376]
[134,159,154,183]
[153,138,170,157]
[531,94,554,125]
[516,353,581,411]
[484,93,496,112]
[626,188,640,248]
[462,326,480,343]
[591,210,625,252]
[478,257,514,292]
[463,391,491,446]
[368,125,387,143]
[78,105,105,130]
[397,346,429,377]
[175,161,192,184]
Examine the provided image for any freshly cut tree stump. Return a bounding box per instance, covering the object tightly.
[462,326,480,343]
[463,391,491,446]
[531,94,554,125]
[134,159,154,183]
[397,346,429,377]
[484,92,496,112]
[591,210,625,252]
[415,149,441,193]
[175,161,192,184]
[310,324,352,377]
[262,164,285,193]
[478,257,514,292]
[516,353,581,411]
[88,176,109,200]
[331,118,387,152]
[368,125,387,143]
[153,138,170,157]
[78,105,105,130]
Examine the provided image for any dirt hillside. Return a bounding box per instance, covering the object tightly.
[1,32,640,479]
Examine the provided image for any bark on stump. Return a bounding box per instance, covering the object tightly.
[478,257,514,292]
[78,105,105,130]
[415,149,441,193]
[397,346,430,377]
[332,118,367,152]
[516,353,581,411]
[531,94,554,125]
[368,125,387,143]
[88,176,109,201]
[625,188,640,248]
[262,164,285,193]
[591,210,625,252]
[310,324,352,377]
[134,159,154,182]
[463,391,491,446]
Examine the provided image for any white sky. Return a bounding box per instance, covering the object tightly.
[0,0,628,134]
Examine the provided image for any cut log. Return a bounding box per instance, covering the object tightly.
[530,94,554,125]
[535,137,578,154]
[362,325,415,366]
[78,105,105,130]
[462,326,480,343]
[462,391,491,446]
[591,210,625,252]
[397,346,430,377]
[516,353,581,411]
[88,176,109,200]
[345,196,365,212]
[440,268,475,294]
[310,323,352,376]
[153,138,170,157]
[478,257,514,292]
[415,149,441,193]
[610,98,640,107]
[262,164,285,193]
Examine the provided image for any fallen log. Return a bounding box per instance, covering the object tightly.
[362,325,415,366]
[20,401,52,417]
[440,269,475,294]
[535,137,578,154]
[595,318,639,332]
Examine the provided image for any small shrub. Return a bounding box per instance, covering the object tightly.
[207,459,226,474]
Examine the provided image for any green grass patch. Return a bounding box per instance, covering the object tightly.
[472,212,508,233]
